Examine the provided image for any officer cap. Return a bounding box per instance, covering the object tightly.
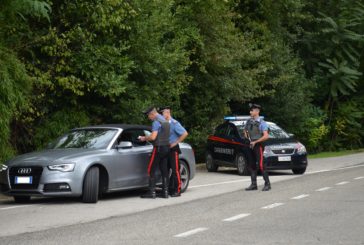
[142,106,156,115]
[158,106,171,113]
[249,103,261,110]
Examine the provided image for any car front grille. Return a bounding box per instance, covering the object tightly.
[272,149,295,155]
[9,166,43,190]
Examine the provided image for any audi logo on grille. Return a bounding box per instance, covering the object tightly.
[18,168,32,174]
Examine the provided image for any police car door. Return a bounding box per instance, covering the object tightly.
[211,123,228,163]
[223,124,238,164]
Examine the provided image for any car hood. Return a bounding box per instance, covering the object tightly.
[5,148,107,167]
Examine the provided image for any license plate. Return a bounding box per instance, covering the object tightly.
[15,176,33,184]
[278,156,291,162]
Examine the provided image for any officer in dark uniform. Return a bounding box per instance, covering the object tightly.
[139,107,170,198]
[244,103,271,191]
[159,106,188,197]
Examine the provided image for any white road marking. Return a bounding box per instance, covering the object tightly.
[354,176,364,180]
[291,194,310,200]
[261,203,284,209]
[316,187,332,192]
[336,181,349,185]
[307,169,330,174]
[0,205,36,210]
[223,213,251,222]
[174,227,209,238]
[189,179,249,189]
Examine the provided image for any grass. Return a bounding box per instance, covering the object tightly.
[308,148,364,159]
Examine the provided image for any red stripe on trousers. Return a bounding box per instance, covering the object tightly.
[259,145,264,171]
[147,148,157,176]
[175,152,181,193]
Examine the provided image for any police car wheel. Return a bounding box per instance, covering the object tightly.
[180,160,190,193]
[236,153,249,176]
[292,168,306,175]
[206,153,218,172]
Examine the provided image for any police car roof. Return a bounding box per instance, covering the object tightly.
[224,116,275,127]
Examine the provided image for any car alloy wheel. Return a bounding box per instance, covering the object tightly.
[236,154,248,176]
[179,161,190,193]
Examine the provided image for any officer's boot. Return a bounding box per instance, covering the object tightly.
[141,178,156,198]
[161,177,169,198]
[245,171,258,191]
[262,171,271,191]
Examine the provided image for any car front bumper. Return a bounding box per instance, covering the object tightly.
[265,154,308,170]
[0,167,83,197]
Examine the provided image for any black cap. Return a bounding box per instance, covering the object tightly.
[158,106,170,113]
[249,103,261,110]
[142,106,156,115]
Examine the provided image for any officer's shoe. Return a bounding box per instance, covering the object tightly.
[141,190,156,199]
[245,183,258,191]
[262,183,271,191]
[170,192,181,197]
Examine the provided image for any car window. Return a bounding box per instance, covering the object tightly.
[214,124,228,137]
[51,129,118,149]
[226,124,238,138]
[117,129,151,147]
[267,124,290,139]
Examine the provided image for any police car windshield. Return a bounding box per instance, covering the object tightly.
[233,121,290,139]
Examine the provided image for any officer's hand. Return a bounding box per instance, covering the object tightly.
[170,142,178,148]
[138,136,146,142]
[250,141,256,148]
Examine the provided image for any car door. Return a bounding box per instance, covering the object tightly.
[210,123,228,163]
[222,124,238,164]
[109,128,153,189]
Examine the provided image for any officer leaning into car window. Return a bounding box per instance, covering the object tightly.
[139,107,170,199]
[159,106,188,197]
[244,103,271,191]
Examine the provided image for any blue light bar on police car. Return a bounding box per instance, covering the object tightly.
[224,116,264,121]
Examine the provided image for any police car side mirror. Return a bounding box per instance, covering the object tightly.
[116,141,133,149]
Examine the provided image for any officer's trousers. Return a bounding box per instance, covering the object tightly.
[148,146,169,179]
[168,145,182,194]
[248,143,270,184]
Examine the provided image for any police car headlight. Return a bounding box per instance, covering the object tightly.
[48,163,75,172]
[296,143,307,154]
[0,164,8,172]
[263,146,272,156]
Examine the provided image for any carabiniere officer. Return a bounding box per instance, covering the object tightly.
[244,103,271,191]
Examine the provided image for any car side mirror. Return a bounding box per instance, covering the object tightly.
[116,141,133,149]
[288,133,295,138]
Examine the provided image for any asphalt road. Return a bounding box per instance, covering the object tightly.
[0,153,364,245]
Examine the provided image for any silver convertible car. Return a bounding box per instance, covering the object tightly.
[0,125,196,203]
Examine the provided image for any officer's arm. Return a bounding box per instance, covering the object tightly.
[171,131,188,147]
[145,131,158,141]
[254,130,269,143]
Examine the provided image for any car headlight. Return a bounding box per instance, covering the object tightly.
[0,164,8,172]
[296,143,307,154]
[263,146,272,155]
[48,163,75,172]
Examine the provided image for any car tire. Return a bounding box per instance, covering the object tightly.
[82,166,100,203]
[180,160,190,193]
[236,153,249,176]
[292,168,306,175]
[206,153,218,172]
[14,196,31,203]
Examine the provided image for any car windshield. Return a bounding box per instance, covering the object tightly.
[50,128,118,149]
[234,121,290,139]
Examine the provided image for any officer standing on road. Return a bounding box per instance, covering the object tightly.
[244,103,271,191]
[159,106,188,197]
[139,107,170,199]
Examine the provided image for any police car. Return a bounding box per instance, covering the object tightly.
[206,116,308,175]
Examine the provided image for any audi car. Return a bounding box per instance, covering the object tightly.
[206,116,308,175]
[0,124,196,203]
